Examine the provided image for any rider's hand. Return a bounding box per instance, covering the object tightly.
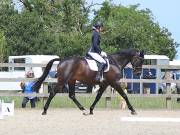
[101,51,107,57]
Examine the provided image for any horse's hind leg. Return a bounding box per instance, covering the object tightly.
[112,83,137,115]
[68,83,87,114]
[89,84,107,115]
[42,92,56,115]
[42,83,61,115]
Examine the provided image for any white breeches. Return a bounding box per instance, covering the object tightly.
[88,52,106,64]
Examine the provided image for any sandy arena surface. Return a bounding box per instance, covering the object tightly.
[0,108,180,135]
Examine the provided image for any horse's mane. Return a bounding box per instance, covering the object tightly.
[111,49,138,56]
[107,49,140,67]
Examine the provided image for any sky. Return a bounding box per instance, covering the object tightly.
[87,0,180,60]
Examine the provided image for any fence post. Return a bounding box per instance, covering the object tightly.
[166,82,172,109]
[165,71,172,109]
[42,82,49,107]
[105,86,112,108]
[43,82,48,93]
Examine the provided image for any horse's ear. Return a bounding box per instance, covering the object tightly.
[140,50,144,58]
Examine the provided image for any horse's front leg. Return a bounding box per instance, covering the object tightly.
[90,84,107,115]
[112,82,137,115]
[68,84,87,115]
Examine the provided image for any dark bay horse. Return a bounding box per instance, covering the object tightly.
[33,49,144,115]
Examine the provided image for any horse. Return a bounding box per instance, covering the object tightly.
[33,49,144,115]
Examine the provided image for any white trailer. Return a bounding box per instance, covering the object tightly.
[0,55,59,91]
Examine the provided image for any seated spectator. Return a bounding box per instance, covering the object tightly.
[143,70,155,79]
[49,70,57,78]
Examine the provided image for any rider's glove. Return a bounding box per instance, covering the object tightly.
[101,51,107,57]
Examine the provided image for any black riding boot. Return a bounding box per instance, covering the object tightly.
[95,63,106,82]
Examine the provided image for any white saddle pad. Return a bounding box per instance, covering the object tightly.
[85,58,110,72]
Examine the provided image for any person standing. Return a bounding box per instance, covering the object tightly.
[119,82,127,110]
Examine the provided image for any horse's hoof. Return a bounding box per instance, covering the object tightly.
[89,112,93,115]
[131,111,137,115]
[42,112,47,115]
[82,110,89,116]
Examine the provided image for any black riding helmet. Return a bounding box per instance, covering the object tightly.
[94,21,103,28]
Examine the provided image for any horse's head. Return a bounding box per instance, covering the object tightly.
[130,50,144,76]
[109,49,144,76]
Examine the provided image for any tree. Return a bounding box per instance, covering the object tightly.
[93,2,179,60]
[15,0,91,57]
[0,1,60,56]
[0,0,179,60]
[0,31,7,63]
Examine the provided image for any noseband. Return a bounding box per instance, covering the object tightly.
[131,55,143,71]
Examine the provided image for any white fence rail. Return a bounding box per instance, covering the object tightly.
[1,63,180,88]
[0,63,180,109]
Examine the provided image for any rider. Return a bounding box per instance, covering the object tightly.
[88,21,107,81]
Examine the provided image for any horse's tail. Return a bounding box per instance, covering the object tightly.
[33,58,61,92]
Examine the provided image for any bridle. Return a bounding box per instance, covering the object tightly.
[130,55,144,72]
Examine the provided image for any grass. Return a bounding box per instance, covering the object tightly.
[0,96,180,109]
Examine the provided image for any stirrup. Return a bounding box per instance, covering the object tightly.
[95,73,104,82]
[95,75,101,81]
[99,77,104,82]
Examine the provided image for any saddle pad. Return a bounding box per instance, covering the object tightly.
[85,58,110,72]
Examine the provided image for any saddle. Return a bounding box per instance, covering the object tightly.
[85,55,110,72]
